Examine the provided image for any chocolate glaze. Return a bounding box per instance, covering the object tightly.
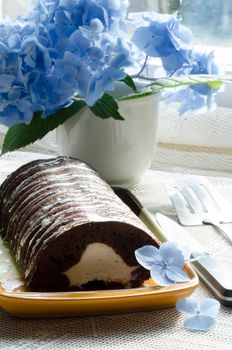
[0,157,159,291]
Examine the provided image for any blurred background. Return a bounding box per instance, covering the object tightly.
[129,0,232,42]
[128,0,232,71]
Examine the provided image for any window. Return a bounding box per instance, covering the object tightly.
[0,0,31,19]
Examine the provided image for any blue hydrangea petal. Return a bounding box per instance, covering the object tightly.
[86,67,126,106]
[190,52,219,96]
[8,88,21,101]
[4,53,21,75]
[0,74,15,93]
[135,245,162,270]
[199,299,220,317]
[87,46,104,61]
[176,297,198,315]
[80,19,104,39]
[18,100,33,113]
[150,265,173,286]
[132,26,158,57]
[184,315,215,332]
[55,9,75,37]
[178,96,206,115]
[69,30,91,53]
[166,266,190,283]
[164,87,208,116]
[8,33,21,49]
[159,242,185,267]
[83,1,108,27]
[0,105,20,126]
[132,11,192,62]
[161,51,191,73]
[60,0,76,10]
[164,50,220,114]
[169,21,193,51]
[24,54,36,68]
[163,88,188,103]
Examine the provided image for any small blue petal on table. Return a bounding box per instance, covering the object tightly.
[176,297,198,315]
[199,299,220,317]
[184,315,216,332]
[176,297,220,332]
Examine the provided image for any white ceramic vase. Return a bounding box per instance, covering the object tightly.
[57,92,160,186]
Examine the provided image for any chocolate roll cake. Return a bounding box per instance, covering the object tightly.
[0,157,158,291]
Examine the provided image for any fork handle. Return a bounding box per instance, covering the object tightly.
[204,220,232,244]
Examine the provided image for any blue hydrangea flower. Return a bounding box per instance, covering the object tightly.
[131,12,193,74]
[0,74,15,93]
[190,51,219,95]
[0,0,133,126]
[21,38,52,72]
[176,297,220,332]
[0,0,222,127]
[164,51,220,114]
[135,242,190,287]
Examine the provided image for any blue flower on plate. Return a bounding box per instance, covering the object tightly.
[135,241,190,287]
[176,297,220,332]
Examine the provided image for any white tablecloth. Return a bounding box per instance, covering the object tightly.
[0,144,232,350]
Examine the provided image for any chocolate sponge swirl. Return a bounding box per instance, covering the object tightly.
[0,157,158,291]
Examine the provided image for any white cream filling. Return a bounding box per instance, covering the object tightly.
[63,243,137,286]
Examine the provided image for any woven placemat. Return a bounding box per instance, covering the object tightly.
[0,151,232,350]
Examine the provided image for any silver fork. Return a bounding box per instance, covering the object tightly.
[165,176,232,244]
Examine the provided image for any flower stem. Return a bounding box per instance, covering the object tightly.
[132,55,149,78]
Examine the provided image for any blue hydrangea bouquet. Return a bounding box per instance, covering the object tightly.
[0,0,230,155]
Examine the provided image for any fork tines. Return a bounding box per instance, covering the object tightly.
[165,177,232,226]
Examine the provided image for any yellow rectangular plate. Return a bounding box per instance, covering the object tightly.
[0,155,199,317]
[0,239,198,318]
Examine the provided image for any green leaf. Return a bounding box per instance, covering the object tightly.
[120,75,231,101]
[1,99,86,155]
[90,93,124,120]
[121,75,137,92]
[148,75,226,90]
